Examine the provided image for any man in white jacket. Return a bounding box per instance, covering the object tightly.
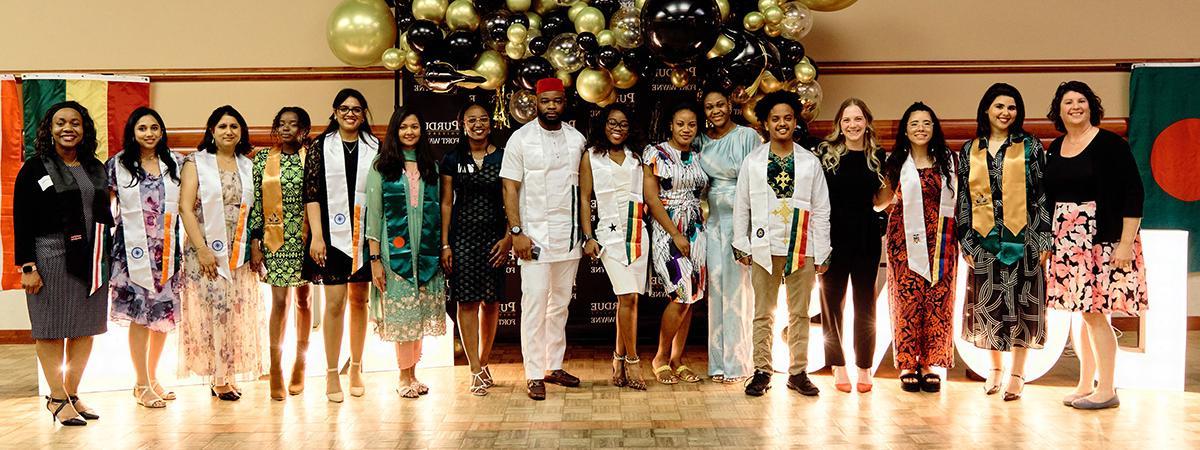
[733,91,832,397]
[500,78,587,400]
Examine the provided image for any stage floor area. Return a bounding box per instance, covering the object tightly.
[0,334,1198,449]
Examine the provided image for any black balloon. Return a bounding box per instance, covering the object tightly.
[622,46,652,74]
[528,36,550,56]
[509,13,529,28]
[710,28,768,91]
[445,31,483,69]
[422,35,450,65]
[474,0,505,14]
[591,0,621,19]
[576,32,598,52]
[769,36,806,66]
[482,12,511,45]
[540,11,570,38]
[641,0,721,67]
[596,45,621,69]
[417,61,486,93]
[516,56,555,91]
[759,37,791,80]
[406,19,441,53]
[396,10,414,32]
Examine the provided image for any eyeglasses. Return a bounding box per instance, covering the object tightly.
[337,106,364,115]
[606,120,630,130]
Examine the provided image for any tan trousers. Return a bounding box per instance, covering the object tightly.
[751,256,815,375]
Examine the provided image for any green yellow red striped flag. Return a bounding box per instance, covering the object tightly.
[20,73,150,161]
[1,75,23,289]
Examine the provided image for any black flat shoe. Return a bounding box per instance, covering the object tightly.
[67,395,99,420]
[45,397,86,426]
[900,373,923,393]
[211,386,241,401]
[921,373,942,393]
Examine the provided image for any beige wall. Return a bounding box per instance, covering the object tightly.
[3,1,1199,125]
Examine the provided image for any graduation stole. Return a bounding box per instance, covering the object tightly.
[968,137,1027,238]
[116,157,182,291]
[40,155,110,295]
[382,158,441,285]
[324,132,378,272]
[262,145,306,253]
[781,204,810,275]
[899,153,956,284]
[194,152,253,280]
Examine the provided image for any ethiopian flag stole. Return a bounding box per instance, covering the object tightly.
[782,204,811,275]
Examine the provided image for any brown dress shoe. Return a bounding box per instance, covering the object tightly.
[527,379,546,400]
[544,369,581,387]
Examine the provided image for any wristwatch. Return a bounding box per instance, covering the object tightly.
[21,264,37,274]
[510,226,523,235]
[369,254,382,262]
[581,233,595,242]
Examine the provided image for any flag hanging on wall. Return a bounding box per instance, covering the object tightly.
[20,73,150,162]
[1129,63,1200,271]
[1,75,23,289]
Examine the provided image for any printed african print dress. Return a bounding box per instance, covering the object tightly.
[644,142,708,304]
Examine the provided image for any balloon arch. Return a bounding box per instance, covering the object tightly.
[327,0,858,128]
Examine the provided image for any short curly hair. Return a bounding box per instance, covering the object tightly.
[1047,80,1104,133]
[754,91,805,129]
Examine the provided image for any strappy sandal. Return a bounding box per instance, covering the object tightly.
[984,368,1003,395]
[469,370,489,396]
[611,352,628,387]
[900,372,923,393]
[480,365,496,388]
[922,373,942,393]
[623,356,647,391]
[45,396,86,426]
[710,374,725,383]
[1004,374,1025,402]
[413,381,430,395]
[397,384,420,399]
[134,385,166,408]
[654,365,679,385]
[675,365,702,383]
[149,380,176,401]
[68,395,99,420]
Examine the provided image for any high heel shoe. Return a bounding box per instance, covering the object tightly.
[984,368,1003,395]
[469,370,489,396]
[289,344,308,396]
[210,385,240,401]
[326,368,344,403]
[134,385,166,408]
[348,361,365,397]
[832,366,852,393]
[1003,374,1025,402]
[480,365,495,388]
[68,395,99,420]
[149,380,176,400]
[45,397,86,426]
[611,352,627,388]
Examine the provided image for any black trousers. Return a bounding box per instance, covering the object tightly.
[819,249,881,369]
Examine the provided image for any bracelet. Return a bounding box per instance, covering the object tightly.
[369,254,382,262]
[442,244,451,250]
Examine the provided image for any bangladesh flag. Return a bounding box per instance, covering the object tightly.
[20,73,150,161]
[1129,64,1200,271]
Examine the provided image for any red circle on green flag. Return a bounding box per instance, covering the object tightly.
[1151,118,1200,202]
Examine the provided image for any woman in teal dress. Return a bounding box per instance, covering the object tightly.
[249,107,315,400]
[697,88,761,383]
[366,106,446,398]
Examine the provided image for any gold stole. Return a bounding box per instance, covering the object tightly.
[263,146,307,252]
[968,138,1027,237]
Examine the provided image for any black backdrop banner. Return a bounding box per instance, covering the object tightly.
[403,68,748,345]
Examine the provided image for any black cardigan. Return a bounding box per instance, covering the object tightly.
[1045,129,1143,243]
[12,154,113,280]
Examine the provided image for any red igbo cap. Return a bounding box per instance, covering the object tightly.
[536,77,564,94]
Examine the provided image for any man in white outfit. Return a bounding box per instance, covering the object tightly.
[500,77,586,400]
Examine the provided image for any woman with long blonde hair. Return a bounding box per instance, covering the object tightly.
[813,98,889,393]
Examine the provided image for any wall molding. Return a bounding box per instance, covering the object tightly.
[4,58,1199,83]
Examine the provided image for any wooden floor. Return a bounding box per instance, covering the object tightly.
[1,335,1198,449]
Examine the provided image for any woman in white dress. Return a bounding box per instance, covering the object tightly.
[579,104,649,391]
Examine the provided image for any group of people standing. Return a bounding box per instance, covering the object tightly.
[13,77,1147,426]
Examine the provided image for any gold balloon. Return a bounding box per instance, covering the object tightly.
[556,69,575,88]
[567,2,587,21]
[596,29,614,46]
[507,0,533,13]
[764,23,782,37]
[758,72,784,93]
[706,34,735,58]
[473,50,509,90]
[458,70,485,89]
[535,0,559,15]
[577,68,615,104]
[799,0,858,12]
[611,62,638,89]
[763,6,784,24]
[743,12,765,31]
[381,47,405,70]
[405,50,423,73]
[635,0,646,10]
[742,92,766,128]
[598,89,619,107]
[412,0,448,23]
[669,68,691,88]
[574,7,606,34]
[794,61,816,83]
[758,0,778,11]
[507,23,528,43]
[327,0,397,67]
[716,0,730,21]
[445,0,479,31]
[526,12,542,31]
[506,41,528,59]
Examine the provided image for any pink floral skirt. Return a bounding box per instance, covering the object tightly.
[1046,201,1148,315]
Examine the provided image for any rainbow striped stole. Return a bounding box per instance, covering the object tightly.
[930,216,955,284]
[782,207,811,275]
[624,201,645,264]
